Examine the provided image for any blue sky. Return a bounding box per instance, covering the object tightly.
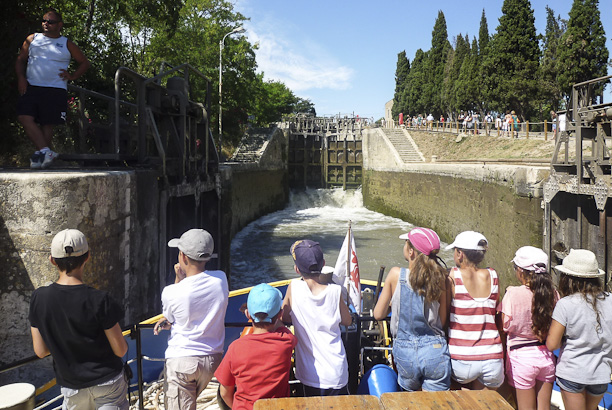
[234,0,612,120]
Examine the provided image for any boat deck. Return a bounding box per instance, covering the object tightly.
[254,390,513,410]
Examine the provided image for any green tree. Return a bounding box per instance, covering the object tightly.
[423,11,451,116]
[477,10,490,113]
[456,37,480,113]
[405,49,428,116]
[556,0,609,104]
[442,34,470,116]
[252,77,297,125]
[539,6,565,114]
[392,51,410,118]
[292,98,316,116]
[478,9,489,56]
[139,0,257,146]
[481,0,540,119]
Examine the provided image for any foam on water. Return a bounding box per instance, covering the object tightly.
[230,187,453,290]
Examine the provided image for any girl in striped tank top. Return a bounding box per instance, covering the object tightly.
[446,231,504,389]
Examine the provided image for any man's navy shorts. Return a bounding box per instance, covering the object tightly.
[17,85,68,125]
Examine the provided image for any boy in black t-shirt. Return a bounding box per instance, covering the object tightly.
[29,229,129,409]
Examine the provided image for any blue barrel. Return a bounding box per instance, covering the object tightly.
[357,364,400,397]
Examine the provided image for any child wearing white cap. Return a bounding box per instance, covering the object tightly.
[154,229,229,410]
[29,229,129,409]
[547,249,612,410]
[500,246,559,410]
[215,284,297,410]
[445,231,504,390]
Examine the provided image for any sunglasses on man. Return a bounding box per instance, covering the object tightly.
[41,19,60,24]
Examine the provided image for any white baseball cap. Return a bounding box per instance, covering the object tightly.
[445,231,488,251]
[51,229,89,258]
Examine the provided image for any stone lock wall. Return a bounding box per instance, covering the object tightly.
[362,170,544,290]
[362,129,550,290]
[0,170,161,383]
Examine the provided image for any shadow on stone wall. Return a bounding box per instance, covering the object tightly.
[0,213,54,388]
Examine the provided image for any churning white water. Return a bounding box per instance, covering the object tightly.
[230,188,454,290]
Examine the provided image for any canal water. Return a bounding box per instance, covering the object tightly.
[230,188,455,290]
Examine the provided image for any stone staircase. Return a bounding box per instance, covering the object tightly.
[230,127,273,163]
[382,128,424,162]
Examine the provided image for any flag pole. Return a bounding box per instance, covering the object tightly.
[346,220,352,305]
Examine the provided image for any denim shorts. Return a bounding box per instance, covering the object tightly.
[556,377,608,396]
[451,358,504,388]
[506,345,556,389]
[393,336,451,392]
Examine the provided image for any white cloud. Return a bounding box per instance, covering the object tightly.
[244,22,354,92]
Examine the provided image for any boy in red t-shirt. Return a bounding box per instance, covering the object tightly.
[215,284,297,410]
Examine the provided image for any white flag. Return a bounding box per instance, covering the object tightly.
[333,229,361,313]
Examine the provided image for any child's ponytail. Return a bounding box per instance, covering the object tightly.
[525,269,556,342]
[410,249,447,303]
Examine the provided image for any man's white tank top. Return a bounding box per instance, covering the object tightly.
[27,33,70,90]
[290,279,348,389]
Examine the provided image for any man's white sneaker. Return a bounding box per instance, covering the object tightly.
[30,152,43,169]
[41,150,59,169]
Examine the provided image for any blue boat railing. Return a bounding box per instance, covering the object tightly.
[127,320,252,410]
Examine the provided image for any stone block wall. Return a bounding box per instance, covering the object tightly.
[0,170,161,384]
[362,169,544,291]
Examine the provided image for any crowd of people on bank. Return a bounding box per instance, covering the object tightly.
[394,110,560,140]
[29,225,611,410]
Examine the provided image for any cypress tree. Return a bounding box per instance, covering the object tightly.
[482,0,540,119]
[539,6,565,113]
[392,51,410,118]
[456,37,479,113]
[478,9,489,56]
[405,49,428,116]
[442,34,471,116]
[424,11,451,117]
[556,0,608,104]
[477,10,490,113]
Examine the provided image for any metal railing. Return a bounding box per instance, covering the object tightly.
[62,63,216,185]
[384,118,560,140]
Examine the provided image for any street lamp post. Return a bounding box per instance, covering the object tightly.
[219,26,245,160]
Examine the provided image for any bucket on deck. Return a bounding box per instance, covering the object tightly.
[357,364,400,397]
[0,383,35,410]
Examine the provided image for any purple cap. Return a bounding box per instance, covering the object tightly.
[290,240,324,275]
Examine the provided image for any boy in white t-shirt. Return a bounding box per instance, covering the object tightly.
[153,229,229,410]
[282,240,353,396]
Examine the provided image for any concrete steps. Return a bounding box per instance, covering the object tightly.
[382,129,424,162]
[230,128,272,163]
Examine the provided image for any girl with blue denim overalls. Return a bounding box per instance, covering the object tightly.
[374,227,452,391]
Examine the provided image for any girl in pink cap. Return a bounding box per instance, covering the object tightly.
[500,246,558,410]
[374,227,452,391]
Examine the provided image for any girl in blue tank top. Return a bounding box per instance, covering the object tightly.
[374,227,452,391]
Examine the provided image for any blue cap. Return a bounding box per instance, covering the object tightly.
[291,239,324,274]
[247,284,283,323]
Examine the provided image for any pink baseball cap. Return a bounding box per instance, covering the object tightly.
[399,227,440,256]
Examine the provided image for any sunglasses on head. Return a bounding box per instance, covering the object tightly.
[41,19,60,24]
